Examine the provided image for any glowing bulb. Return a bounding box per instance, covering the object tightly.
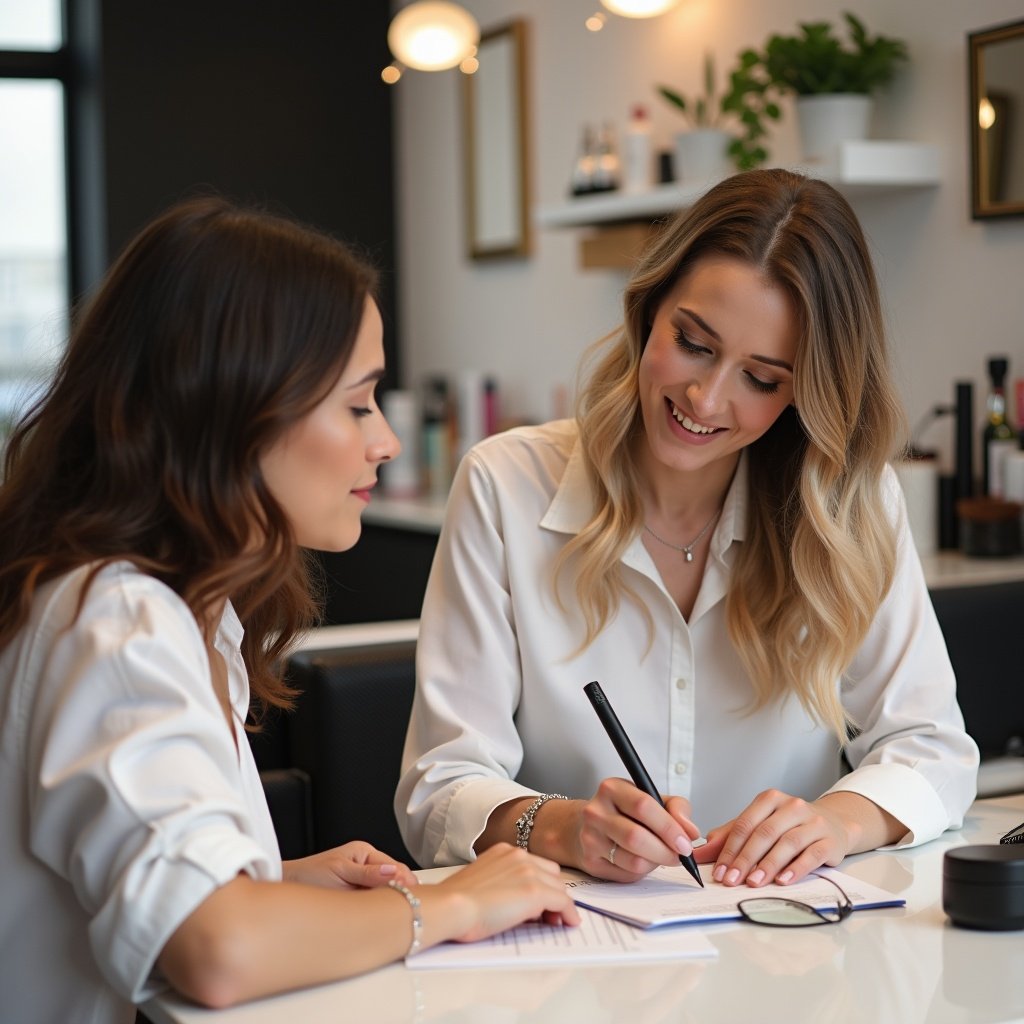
[387,2,480,72]
[381,65,402,85]
[600,0,680,16]
[586,12,607,31]
[979,97,996,130]
[459,55,479,74]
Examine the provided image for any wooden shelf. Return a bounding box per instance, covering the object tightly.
[536,142,941,268]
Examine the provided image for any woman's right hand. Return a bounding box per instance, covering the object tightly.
[428,843,580,943]
[571,778,700,881]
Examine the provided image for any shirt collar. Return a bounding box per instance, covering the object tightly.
[216,598,245,651]
[540,431,749,558]
[539,434,594,535]
[213,599,248,714]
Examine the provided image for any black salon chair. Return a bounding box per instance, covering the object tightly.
[929,578,1024,795]
[251,637,418,866]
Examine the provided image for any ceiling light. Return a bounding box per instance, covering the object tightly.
[600,0,680,17]
[387,2,480,72]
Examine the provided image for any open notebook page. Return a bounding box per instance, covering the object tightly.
[568,864,904,929]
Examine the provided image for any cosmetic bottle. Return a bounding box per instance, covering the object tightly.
[982,357,1016,497]
[1015,377,1024,449]
[570,124,597,196]
[591,122,620,193]
[421,377,451,501]
[381,390,420,498]
[622,105,653,193]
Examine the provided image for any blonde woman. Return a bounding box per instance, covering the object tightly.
[397,169,978,888]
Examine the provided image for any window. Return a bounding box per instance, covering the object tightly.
[0,0,68,434]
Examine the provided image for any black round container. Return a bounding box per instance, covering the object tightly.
[956,498,1023,557]
[943,845,1024,930]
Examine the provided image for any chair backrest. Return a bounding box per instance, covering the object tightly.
[285,641,419,866]
[929,579,1024,759]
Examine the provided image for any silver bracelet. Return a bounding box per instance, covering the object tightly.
[514,793,569,850]
[388,880,422,958]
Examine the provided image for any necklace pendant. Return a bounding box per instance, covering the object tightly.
[684,550,694,562]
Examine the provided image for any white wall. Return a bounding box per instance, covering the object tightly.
[394,0,1024,468]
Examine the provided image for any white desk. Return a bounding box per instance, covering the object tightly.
[146,793,1024,1024]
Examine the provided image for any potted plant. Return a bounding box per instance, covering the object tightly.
[723,12,909,166]
[657,53,739,182]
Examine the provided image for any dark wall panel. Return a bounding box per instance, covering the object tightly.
[93,0,399,375]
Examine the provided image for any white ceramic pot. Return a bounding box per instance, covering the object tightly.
[672,128,732,184]
[795,94,872,162]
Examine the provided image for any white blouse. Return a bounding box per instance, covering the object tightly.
[396,420,979,868]
[0,562,280,1024]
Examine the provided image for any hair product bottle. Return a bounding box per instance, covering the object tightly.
[622,105,653,194]
[982,357,1016,498]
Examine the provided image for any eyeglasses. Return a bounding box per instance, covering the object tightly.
[737,872,853,928]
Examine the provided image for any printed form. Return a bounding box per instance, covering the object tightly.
[407,906,717,969]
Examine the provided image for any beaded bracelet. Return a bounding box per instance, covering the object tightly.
[514,793,569,850]
[388,880,422,958]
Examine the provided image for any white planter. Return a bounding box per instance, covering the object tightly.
[796,94,872,162]
[672,128,733,184]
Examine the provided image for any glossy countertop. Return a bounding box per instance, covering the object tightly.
[146,793,1024,1024]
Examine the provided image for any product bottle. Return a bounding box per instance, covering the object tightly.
[622,105,653,194]
[570,124,597,196]
[591,121,620,193]
[421,377,451,501]
[1015,377,1024,449]
[380,389,420,498]
[982,356,1016,497]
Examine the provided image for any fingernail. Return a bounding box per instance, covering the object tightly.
[379,864,397,876]
[777,870,793,884]
[748,869,765,885]
[713,863,727,882]
[725,868,741,885]
[675,835,693,856]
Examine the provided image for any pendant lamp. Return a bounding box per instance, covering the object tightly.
[600,0,680,17]
[387,2,480,72]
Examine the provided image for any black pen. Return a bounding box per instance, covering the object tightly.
[584,680,704,887]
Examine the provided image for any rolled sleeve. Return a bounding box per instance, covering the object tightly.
[397,446,540,866]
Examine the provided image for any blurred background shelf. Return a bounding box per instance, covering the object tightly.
[536,142,941,268]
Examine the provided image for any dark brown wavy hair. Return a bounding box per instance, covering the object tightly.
[0,195,378,716]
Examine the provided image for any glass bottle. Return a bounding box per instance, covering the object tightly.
[591,121,620,193]
[570,124,597,196]
[982,356,1016,497]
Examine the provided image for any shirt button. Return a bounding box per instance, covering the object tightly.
[674,762,688,775]
[675,677,688,691]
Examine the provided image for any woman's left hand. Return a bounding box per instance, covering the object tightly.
[282,840,418,890]
[694,790,889,887]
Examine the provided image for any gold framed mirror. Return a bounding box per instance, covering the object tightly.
[462,19,531,259]
[969,18,1024,219]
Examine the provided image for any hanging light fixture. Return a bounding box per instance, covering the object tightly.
[386,2,480,72]
[599,0,680,17]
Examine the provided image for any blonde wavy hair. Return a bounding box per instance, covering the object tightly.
[556,169,906,740]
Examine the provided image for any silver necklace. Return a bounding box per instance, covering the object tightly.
[643,510,721,563]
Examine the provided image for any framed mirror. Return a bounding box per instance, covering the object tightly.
[462,19,530,259]
[969,18,1024,219]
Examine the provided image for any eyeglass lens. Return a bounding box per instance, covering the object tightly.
[738,897,843,926]
[737,872,852,927]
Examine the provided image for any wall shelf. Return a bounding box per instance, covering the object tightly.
[535,142,941,268]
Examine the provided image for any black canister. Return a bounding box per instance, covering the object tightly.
[955,498,1023,556]
[943,845,1024,930]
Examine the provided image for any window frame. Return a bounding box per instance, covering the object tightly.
[0,0,96,310]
